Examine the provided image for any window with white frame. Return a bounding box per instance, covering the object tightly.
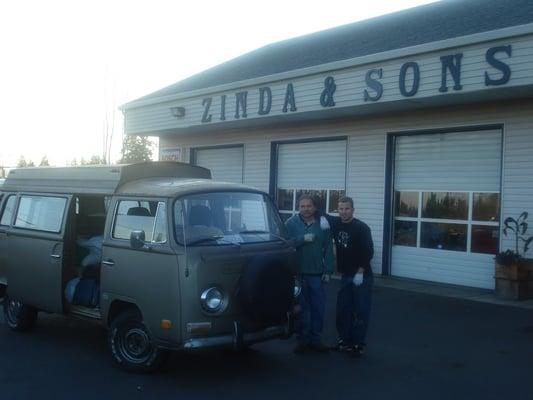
[393,191,500,254]
[277,188,345,222]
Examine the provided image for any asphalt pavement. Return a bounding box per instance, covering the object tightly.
[1,280,533,400]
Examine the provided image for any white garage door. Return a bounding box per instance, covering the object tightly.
[391,129,502,289]
[194,146,243,183]
[276,139,347,221]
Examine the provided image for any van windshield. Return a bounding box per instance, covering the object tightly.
[174,191,286,245]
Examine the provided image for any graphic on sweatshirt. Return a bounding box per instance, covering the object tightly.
[337,231,349,248]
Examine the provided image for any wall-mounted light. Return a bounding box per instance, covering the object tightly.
[170,106,186,118]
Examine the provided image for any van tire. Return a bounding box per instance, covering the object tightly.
[108,309,167,373]
[3,296,38,332]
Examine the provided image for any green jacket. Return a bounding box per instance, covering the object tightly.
[285,214,334,275]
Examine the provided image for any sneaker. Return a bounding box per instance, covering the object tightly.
[293,343,310,354]
[309,342,330,353]
[334,339,353,353]
[353,344,366,356]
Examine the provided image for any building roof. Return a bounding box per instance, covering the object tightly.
[132,0,533,104]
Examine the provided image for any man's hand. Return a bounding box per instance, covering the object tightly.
[353,272,364,287]
[304,233,315,242]
[321,273,330,283]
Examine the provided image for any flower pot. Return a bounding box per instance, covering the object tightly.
[494,258,533,300]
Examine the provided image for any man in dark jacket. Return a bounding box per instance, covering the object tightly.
[320,196,374,355]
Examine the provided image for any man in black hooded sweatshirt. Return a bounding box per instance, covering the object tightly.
[319,196,374,355]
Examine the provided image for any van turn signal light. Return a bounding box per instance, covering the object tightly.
[160,320,172,329]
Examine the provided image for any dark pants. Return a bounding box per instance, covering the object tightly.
[297,275,326,345]
[336,272,373,347]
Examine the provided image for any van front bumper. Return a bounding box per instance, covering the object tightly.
[182,314,293,350]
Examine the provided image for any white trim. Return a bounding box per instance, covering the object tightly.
[122,23,533,110]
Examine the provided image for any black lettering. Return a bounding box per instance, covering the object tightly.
[485,45,512,86]
[235,91,248,119]
[220,95,226,121]
[282,83,297,113]
[201,97,212,123]
[439,54,463,92]
[364,68,383,102]
[258,87,272,115]
[399,62,420,97]
[320,76,336,107]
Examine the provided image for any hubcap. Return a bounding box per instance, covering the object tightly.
[119,327,153,363]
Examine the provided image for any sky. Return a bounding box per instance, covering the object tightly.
[0,0,438,168]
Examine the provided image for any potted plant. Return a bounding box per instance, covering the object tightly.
[494,212,533,300]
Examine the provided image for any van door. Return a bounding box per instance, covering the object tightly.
[6,194,71,313]
[0,194,17,287]
[101,198,180,343]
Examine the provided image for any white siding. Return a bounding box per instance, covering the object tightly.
[502,116,533,259]
[159,100,533,278]
[125,35,533,135]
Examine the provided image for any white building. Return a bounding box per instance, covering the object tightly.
[122,0,533,289]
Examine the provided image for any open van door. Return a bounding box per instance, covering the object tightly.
[5,194,71,313]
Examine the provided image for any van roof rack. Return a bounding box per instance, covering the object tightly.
[2,161,211,195]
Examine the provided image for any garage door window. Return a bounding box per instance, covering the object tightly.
[394,190,499,254]
[277,188,345,222]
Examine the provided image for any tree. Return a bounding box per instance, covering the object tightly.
[119,136,153,164]
[86,155,106,165]
[17,156,27,168]
[39,156,50,167]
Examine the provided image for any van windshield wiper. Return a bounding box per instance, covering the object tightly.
[186,235,239,246]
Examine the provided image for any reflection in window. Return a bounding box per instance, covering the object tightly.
[394,220,417,247]
[471,225,499,254]
[420,222,467,252]
[277,189,294,211]
[395,191,418,217]
[473,193,499,222]
[296,189,327,211]
[15,196,67,233]
[0,195,16,226]
[422,192,468,220]
[328,190,346,213]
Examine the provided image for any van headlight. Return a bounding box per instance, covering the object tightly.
[200,287,224,312]
[294,279,302,298]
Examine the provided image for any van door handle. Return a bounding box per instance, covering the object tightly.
[50,254,61,259]
[102,260,115,267]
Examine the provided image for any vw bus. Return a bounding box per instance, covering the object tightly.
[0,162,297,372]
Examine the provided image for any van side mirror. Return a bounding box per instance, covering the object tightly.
[130,230,146,249]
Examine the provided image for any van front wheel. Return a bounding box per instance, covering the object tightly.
[3,296,38,332]
[108,310,167,373]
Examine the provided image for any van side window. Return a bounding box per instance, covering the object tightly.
[0,195,17,226]
[113,200,168,243]
[14,196,67,232]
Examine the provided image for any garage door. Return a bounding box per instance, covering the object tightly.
[193,146,244,183]
[391,129,502,289]
[275,139,347,221]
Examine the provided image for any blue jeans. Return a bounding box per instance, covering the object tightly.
[336,273,373,347]
[297,275,326,345]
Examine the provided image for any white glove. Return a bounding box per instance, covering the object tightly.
[304,233,315,242]
[320,216,330,231]
[353,272,364,287]
[321,273,330,283]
